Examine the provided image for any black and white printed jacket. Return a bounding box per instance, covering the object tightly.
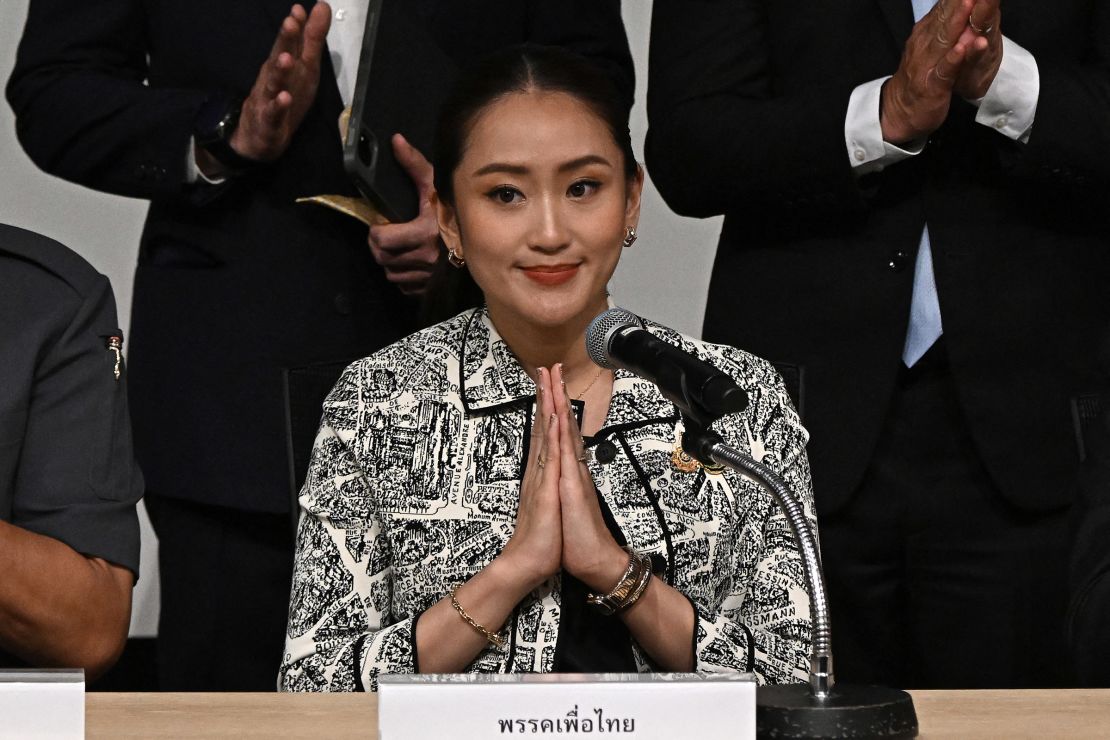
[279,306,816,691]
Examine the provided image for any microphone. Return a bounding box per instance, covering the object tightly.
[588,309,920,738]
[585,307,748,426]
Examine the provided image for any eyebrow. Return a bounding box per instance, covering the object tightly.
[472,155,614,177]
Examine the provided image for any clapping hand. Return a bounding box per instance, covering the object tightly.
[230,3,331,163]
[881,0,976,144]
[954,0,1003,100]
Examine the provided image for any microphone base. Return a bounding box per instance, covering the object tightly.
[757,683,918,739]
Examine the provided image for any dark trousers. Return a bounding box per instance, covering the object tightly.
[145,494,294,691]
[820,343,1073,689]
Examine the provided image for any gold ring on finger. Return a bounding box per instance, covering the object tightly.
[968,20,994,34]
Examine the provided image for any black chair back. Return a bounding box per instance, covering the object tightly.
[282,360,352,534]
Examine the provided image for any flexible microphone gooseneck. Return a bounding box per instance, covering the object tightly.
[584,307,918,739]
[584,307,748,427]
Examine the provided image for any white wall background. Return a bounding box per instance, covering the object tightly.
[0,0,723,637]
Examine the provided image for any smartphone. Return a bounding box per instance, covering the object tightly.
[342,0,457,223]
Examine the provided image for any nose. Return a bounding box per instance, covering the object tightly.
[528,194,570,254]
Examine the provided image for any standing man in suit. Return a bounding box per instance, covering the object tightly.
[647,0,1110,687]
[7,0,632,690]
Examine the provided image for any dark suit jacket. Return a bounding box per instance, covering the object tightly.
[1069,387,1110,686]
[7,0,632,514]
[646,0,1110,515]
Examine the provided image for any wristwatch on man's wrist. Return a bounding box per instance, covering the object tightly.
[193,94,257,175]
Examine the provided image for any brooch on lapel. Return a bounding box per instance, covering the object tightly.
[671,442,724,475]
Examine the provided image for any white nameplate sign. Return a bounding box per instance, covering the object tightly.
[0,669,84,739]
[378,672,755,739]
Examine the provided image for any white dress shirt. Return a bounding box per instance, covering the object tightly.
[845,35,1040,175]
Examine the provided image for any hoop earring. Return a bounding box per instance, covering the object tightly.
[622,226,637,249]
[447,246,466,268]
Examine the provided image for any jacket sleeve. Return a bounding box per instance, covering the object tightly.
[691,359,815,684]
[645,0,864,220]
[995,6,1110,191]
[6,0,209,200]
[9,268,143,577]
[279,378,419,692]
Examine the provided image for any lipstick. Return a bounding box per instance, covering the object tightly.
[521,264,579,286]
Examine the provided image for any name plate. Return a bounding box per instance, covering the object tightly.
[378,672,755,739]
[0,669,84,739]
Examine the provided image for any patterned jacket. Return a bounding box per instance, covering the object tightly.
[279,307,816,691]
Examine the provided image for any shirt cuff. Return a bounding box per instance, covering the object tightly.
[185,137,228,185]
[971,35,1039,143]
[845,77,925,176]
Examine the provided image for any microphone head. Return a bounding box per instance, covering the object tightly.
[585,307,643,369]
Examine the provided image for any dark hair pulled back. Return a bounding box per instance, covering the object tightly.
[433,43,638,204]
[422,43,638,324]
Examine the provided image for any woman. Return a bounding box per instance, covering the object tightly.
[279,45,815,691]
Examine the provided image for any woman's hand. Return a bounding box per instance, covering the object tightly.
[416,369,562,672]
[551,363,628,593]
[496,367,563,592]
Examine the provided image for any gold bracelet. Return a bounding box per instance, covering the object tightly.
[626,556,653,606]
[586,548,652,616]
[450,585,507,649]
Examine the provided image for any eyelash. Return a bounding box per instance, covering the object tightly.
[487,186,522,204]
[568,179,601,198]
[485,180,602,204]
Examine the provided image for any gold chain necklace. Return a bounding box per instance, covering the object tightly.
[572,367,606,400]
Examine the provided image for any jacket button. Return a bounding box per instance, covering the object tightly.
[888,250,909,272]
[594,440,618,464]
[333,292,353,315]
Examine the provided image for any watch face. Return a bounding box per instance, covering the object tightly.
[195,95,239,145]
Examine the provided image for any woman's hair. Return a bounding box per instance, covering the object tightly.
[422,43,637,323]
[432,43,637,205]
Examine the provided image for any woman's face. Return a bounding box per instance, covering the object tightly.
[438,90,642,334]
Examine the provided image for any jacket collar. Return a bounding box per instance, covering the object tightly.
[457,304,680,428]
[458,307,539,414]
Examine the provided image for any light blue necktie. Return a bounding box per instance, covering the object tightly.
[902,0,943,367]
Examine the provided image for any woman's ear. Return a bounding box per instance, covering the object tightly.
[625,164,645,226]
[433,190,463,258]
